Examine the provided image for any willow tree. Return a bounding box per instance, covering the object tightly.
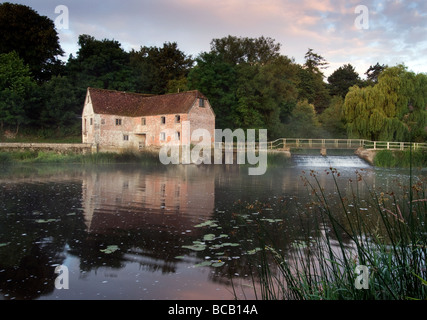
[343,65,427,142]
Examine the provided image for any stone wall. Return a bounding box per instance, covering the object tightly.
[0,143,93,154]
[355,147,377,165]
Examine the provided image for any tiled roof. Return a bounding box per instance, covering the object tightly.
[88,87,208,117]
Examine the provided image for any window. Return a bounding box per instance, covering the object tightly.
[175,115,181,123]
[141,117,146,125]
[175,131,180,141]
[116,119,122,126]
[199,98,205,107]
[90,118,93,125]
[160,132,166,141]
[161,116,166,125]
[101,118,105,125]
[123,135,129,141]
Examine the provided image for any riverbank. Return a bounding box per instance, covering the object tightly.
[0,149,161,165]
[374,149,427,168]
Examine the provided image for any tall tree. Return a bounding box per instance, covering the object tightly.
[343,65,427,141]
[303,48,329,75]
[39,76,79,132]
[188,52,238,129]
[66,34,136,101]
[297,49,330,113]
[210,35,281,65]
[327,64,361,98]
[365,62,387,85]
[0,52,36,134]
[130,42,194,95]
[0,2,64,82]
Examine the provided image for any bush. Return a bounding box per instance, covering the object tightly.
[374,150,397,167]
[374,149,427,168]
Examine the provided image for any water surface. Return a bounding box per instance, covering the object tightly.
[0,156,424,300]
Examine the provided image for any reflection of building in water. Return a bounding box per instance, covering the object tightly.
[81,165,215,233]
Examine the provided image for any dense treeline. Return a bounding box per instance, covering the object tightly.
[0,2,426,142]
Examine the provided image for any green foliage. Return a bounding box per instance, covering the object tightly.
[210,35,281,65]
[189,37,299,139]
[374,149,427,168]
[0,52,36,133]
[130,42,194,95]
[66,34,137,103]
[297,64,330,113]
[283,100,323,138]
[318,96,347,138]
[0,2,64,82]
[327,64,361,98]
[343,65,427,142]
[39,76,80,130]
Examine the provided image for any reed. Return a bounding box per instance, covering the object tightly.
[241,168,427,300]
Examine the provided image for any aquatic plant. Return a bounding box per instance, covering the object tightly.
[231,168,427,300]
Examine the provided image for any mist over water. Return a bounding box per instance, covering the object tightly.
[0,160,422,300]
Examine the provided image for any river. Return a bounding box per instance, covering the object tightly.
[0,155,424,300]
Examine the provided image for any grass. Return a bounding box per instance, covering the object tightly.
[233,168,426,300]
[0,150,161,165]
[374,149,427,168]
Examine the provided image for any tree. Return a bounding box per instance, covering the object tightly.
[188,52,238,129]
[296,49,331,113]
[234,56,299,138]
[318,96,347,138]
[303,48,329,75]
[66,34,136,102]
[283,100,322,138]
[0,2,64,82]
[0,52,36,134]
[365,62,387,85]
[189,40,300,137]
[327,64,361,98]
[343,65,427,141]
[210,35,281,65]
[130,42,194,94]
[39,76,80,132]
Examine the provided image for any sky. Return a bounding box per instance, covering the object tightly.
[7,0,427,78]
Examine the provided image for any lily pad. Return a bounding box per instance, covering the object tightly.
[35,219,60,224]
[203,234,216,241]
[260,218,283,223]
[182,244,206,251]
[211,261,225,268]
[194,220,218,228]
[246,247,263,255]
[194,261,213,267]
[222,242,240,247]
[100,245,120,254]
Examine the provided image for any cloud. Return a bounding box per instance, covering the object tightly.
[8,0,427,77]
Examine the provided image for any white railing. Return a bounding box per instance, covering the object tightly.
[267,138,427,151]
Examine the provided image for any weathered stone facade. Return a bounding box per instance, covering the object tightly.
[82,88,216,152]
